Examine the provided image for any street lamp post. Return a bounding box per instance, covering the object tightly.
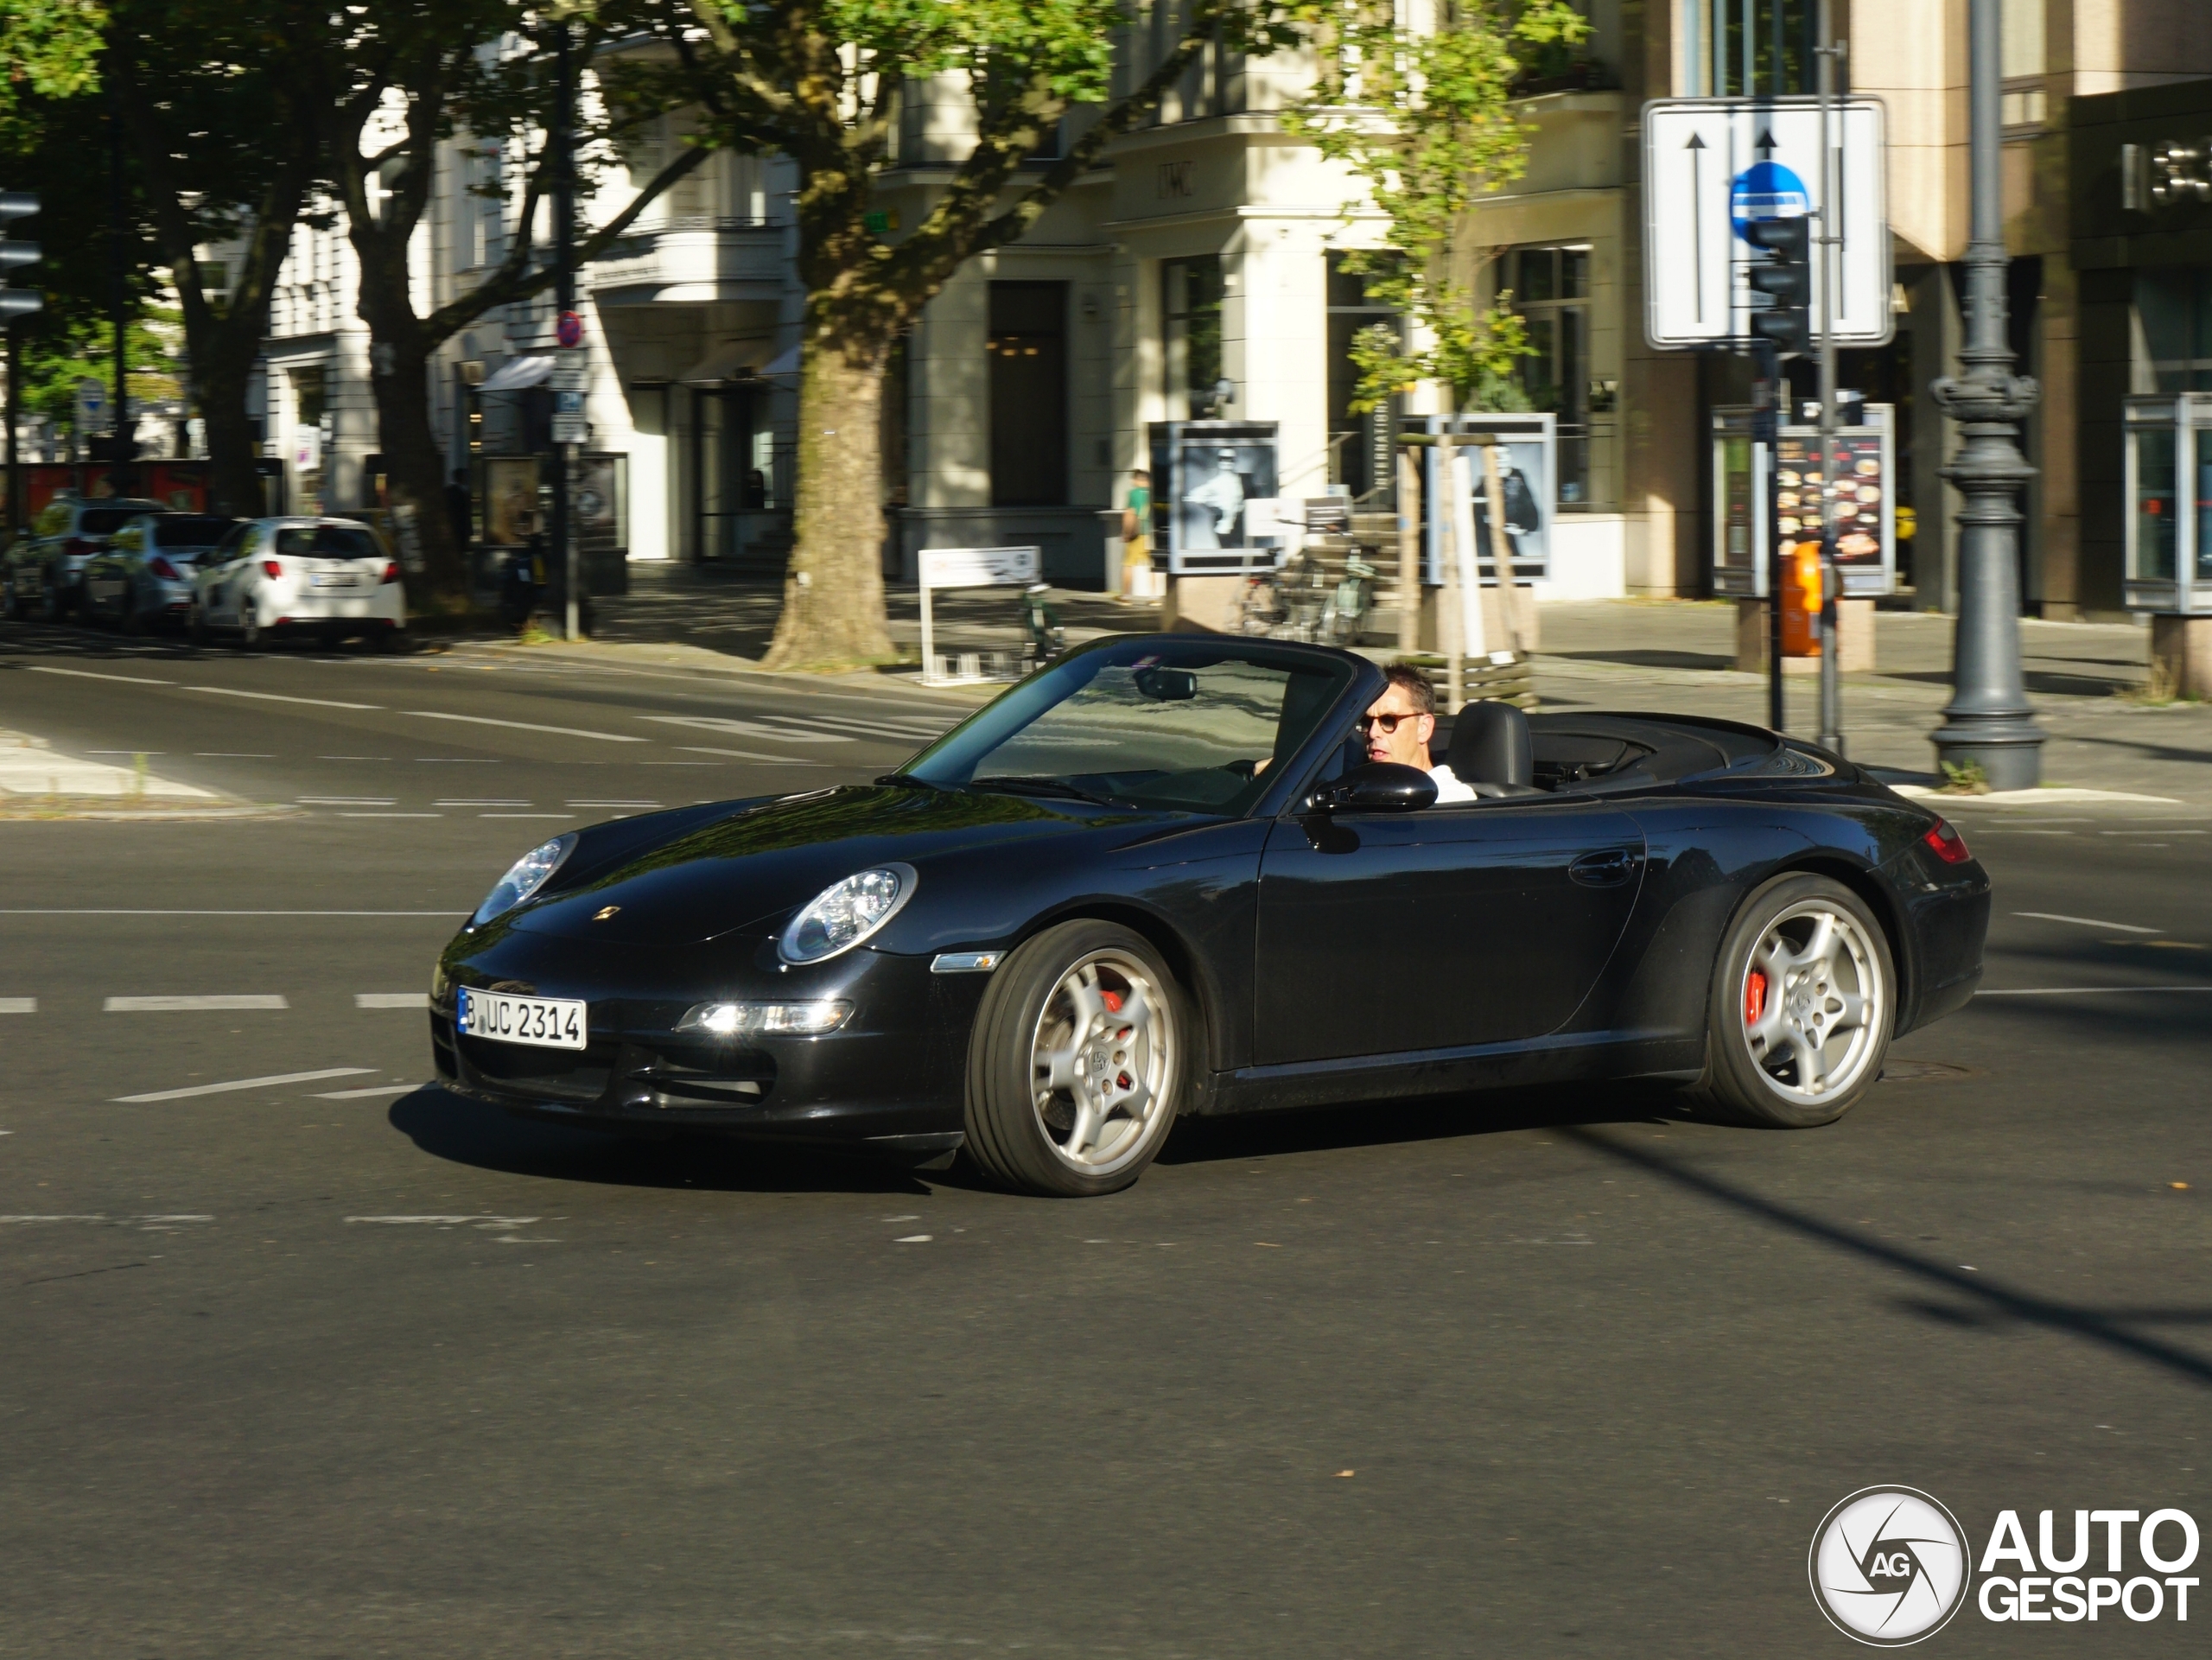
[1929,0,2044,790]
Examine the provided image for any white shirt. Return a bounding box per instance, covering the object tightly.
[1428,763,1478,804]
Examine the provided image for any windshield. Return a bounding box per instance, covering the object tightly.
[154,516,235,547]
[276,525,381,560]
[78,508,142,537]
[902,639,1357,814]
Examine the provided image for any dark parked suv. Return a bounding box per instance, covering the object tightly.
[1,496,166,621]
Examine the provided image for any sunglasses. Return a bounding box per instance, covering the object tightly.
[1356,710,1427,735]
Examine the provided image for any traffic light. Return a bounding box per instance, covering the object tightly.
[1743,214,1809,357]
[0,190,40,321]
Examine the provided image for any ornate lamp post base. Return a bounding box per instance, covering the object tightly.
[1930,0,2046,792]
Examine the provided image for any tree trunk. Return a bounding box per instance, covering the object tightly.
[349,220,467,613]
[366,326,467,612]
[760,337,896,671]
[197,355,266,517]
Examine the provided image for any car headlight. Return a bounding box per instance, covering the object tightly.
[778,863,917,964]
[469,833,577,926]
[677,1000,852,1037]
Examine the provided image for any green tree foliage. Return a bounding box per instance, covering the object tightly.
[1287,0,1586,412]
[610,0,1305,670]
[0,0,107,114]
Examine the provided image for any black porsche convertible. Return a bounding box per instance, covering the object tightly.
[430,634,1989,1197]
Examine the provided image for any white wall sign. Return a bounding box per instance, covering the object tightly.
[918,546,1039,590]
[1642,97,1892,350]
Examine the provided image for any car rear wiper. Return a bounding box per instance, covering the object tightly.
[969,774,1116,805]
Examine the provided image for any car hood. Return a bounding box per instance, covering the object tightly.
[509,784,1155,945]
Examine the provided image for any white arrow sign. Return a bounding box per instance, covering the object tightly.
[1642,97,1892,350]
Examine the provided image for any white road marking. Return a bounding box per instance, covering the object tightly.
[355,992,429,1009]
[567,799,661,808]
[320,755,390,760]
[0,997,33,1014]
[433,799,531,807]
[481,812,572,818]
[0,908,464,916]
[345,1214,542,1226]
[339,811,443,817]
[314,1084,418,1099]
[182,685,381,710]
[785,714,951,741]
[403,711,647,742]
[677,745,825,765]
[1974,985,2212,996]
[113,1066,373,1102]
[642,715,849,743]
[25,665,174,686]
[2012,911,2159,934]
[86,750,164,755]
[197,752,275,758]
[106,995,289,1012]
[894,1235,933,1243]
[299,797,397,805]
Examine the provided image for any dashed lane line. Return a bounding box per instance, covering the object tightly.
[181,685,381,711]
[24,665,174,686]
[482,812,573,818]
[113,1067,374,1103]
[2012,911,2159,935]
[0,997,33,1013]
[677,746,825,764]
[640,715,849,743]
[356,993,429,1009]
[401,710,648,742]
[105,995,288,1012]
[340,811,443,818]
[299,797,397,805]
[314,1084,419,1099]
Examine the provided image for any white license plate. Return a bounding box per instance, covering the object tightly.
[311,574,359,588]
[456,986,587,1049]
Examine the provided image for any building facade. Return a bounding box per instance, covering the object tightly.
[238,3,2212,617]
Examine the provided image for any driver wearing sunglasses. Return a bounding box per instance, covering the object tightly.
[1358,664,1475,803]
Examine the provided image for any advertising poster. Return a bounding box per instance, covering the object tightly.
[1775,428,1895,595]
[1147,421,1281,575]
[1420,412,1554,584]
[481,457,542,547]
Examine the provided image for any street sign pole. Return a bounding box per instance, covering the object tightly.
[1815,2,1844,755]
[553,23,581,642]
[1753,340,1783,731]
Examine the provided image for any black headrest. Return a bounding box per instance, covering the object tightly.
[1446,700,1534,787]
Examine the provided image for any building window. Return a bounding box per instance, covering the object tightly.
[2135,270,2212,391]
[1325,254,1398,504]
[2000,0,2045,133]
[988,281,1069,506]
[1690,0,1815,97]
[1502,244,1605,506]
[1161,256,1224,421]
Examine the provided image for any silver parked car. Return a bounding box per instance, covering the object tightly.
[80,512,245,633]
[0,496,167,621]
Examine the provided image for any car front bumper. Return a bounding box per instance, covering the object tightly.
[430,925,989,1147]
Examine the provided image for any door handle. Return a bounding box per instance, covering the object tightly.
[1569,847,1641,887]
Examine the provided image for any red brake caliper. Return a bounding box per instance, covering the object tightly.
[1099,989,1134,1088]
[1744,970,1768,1027]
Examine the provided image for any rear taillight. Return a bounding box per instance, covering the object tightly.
[149,557,181,581]
[261,559,283,579]
[1923,819,1972,865]
[380,560,400,585]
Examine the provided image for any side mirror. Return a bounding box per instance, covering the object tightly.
[1312,761,1436,814]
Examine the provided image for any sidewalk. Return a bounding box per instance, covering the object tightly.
[518,565,2211,807]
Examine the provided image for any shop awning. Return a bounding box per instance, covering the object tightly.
[479,354,555,392]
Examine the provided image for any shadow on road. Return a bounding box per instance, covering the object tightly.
[1567,1124,2212,1390]
[388,1085,934,1196]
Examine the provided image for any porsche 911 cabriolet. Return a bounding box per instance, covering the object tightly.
[430,634,1989,1197]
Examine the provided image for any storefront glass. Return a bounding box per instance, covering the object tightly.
[2133,425,2177,582]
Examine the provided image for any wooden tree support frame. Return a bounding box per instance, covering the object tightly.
[1395,432,1537,713]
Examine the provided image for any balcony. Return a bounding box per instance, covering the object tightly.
[586,217,791,307]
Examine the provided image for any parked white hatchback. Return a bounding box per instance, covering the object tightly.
[188,518,406,649]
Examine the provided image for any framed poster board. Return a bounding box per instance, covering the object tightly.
[1419,412,1554,585]
[480,456,543,547]
[1147,420,1282,575]
[1710,405,1894,598]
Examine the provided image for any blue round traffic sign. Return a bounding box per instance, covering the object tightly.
[1731,161,1810,243]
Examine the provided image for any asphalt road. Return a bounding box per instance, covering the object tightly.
[1,624,2207,1657]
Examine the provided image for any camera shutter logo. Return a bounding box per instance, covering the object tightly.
[1808,1488,1971,1645]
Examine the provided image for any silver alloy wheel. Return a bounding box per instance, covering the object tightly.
[1028,948,1176,1176]
[1738,899,1885,1104]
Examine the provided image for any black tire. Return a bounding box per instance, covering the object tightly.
[235,594,262,651]
[187,600,209,647]
[963,919,1195,1197]
[1687,872,1895,1129]
[119,582,144,636]
[375,624,408,655]
[37,576,65,623]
